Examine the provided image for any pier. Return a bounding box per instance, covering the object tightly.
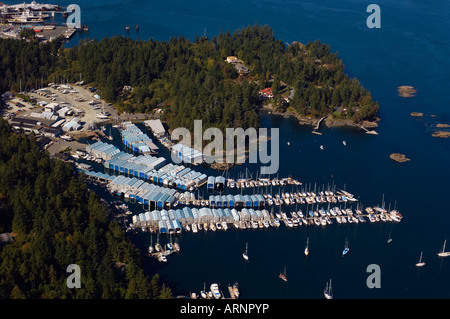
[359,125,378,135]
[312,115,328,134]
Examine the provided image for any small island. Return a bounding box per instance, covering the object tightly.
[398,86,417,97]
[410,112,424,117]
[432,131,450,138]
[390,153,411,163]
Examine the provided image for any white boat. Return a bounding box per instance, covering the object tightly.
[342,140,347,146]
[415,251,426,267]
[243,242,249,261]
[157,255,167,263]
[320,145,324,150]
[200,282,208,299]
[148,236,154,254]
[97,112,109,119]
[233,282,240,298]
[438,240,450,257]
[191,223,198,233]
[286,219,294,227]
[342,238,350,257]
[210,283,221,299]
[279,266,288,282]
[304,237,310,257]
[387,232,393,244]
[274,218,280,227]
[324,279,333,299]
[222,221,228,230]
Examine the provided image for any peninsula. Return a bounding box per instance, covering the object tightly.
[0,24,379,134]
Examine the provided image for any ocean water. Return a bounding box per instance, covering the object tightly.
[52,0,450,298]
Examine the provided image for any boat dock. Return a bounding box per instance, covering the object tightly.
[312,115,328,134]
[359,125,378,135]
[129,203,402,235]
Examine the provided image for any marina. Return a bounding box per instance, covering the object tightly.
[0,2,87,42]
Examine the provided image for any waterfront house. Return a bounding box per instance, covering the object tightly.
[259,87,274,99]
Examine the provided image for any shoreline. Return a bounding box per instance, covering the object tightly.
[261,104,379,131]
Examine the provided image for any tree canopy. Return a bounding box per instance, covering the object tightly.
[0,24,378,130]
[0,119,171,299]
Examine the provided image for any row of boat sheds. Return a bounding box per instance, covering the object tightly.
[84,171,181,209]
[132,207,272,234]
[85,140,209,191]
[120,122,159,155]
[83,168,266,210]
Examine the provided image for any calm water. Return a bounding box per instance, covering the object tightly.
[51,0,450,298]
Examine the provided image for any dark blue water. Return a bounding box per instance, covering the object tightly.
[52,0,450,298]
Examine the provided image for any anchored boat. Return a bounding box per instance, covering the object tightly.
[324,279,333,299]
[342,238,350,257]
[438,240,450,257]
[415,251,425,267]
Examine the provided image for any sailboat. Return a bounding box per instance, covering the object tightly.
[324,279,333,299]
[304,237,310,257]
[342,238,350,257]
[155,233,162,252]
[200,282,208,299]
[107,126,113,141]
[342,140,347,146]
[243,242,249,261]
[415,251,426,267]
[438,240,450,257]
[320,145,324,150]
[279,266,288,282]
[287,142,290,146]
[148,235,154,255]
[387,232,393,244]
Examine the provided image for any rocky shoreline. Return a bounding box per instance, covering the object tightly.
[263,105,379,130]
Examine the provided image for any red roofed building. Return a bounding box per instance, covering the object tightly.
[259,87,274,99]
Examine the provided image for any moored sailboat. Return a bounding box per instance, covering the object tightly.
[279,266,288,282]
[438,240,450,257]
[342,238,350,257]
[324,279,333,299]
[304,237,310,257]
[243,242,249,261]
[415,251,426,267]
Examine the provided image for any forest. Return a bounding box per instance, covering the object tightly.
[0,119,172,299]
[0,24,378,132]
